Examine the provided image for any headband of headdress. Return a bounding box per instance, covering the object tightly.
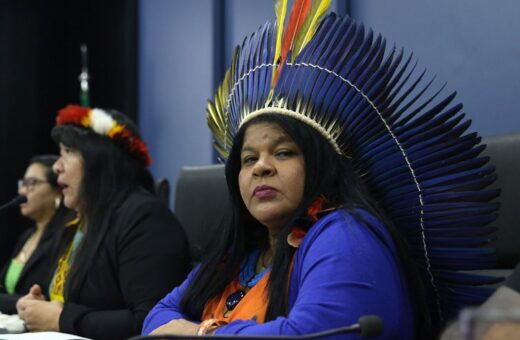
[207,0,500,323]
[56,105,152,166]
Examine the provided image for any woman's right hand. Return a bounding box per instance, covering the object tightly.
[149,319,200,336]
[16,284,46,314]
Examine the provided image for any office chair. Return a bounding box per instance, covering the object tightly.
[174,165,231,265]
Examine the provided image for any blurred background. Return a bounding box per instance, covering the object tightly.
[1,0,519,264]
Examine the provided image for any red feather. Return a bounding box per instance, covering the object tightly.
[281,0,312,62]
[273,0,311,86]
[307,194,326,222]
[57,105,90,125]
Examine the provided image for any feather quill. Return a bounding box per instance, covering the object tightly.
[273,0,311,86]
[273,0,288,68]
[293,0,332,58]
[281,0,312,61]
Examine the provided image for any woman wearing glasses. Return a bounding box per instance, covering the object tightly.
[0,155,74,314]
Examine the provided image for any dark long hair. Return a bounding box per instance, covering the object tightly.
[181,114,433,338]
[50,110,155,298]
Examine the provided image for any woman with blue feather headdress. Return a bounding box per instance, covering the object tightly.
[143,0,499,338]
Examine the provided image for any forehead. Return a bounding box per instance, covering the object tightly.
[59,143,83,159]
[25,163,47,179]
[242,122,293,148]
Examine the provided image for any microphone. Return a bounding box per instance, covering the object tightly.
[358,315,383,338]
[0,195,27,212]
[129,315,383,340]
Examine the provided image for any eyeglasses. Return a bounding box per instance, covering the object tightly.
[17,178,49,192]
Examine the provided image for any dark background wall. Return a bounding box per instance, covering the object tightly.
[0,0,138,264]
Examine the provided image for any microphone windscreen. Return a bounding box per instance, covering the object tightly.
[15,196,28,204]
[358,315,383,338]
[0,195,27,211]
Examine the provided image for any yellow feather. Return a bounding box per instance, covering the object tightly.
[273,0,288,70]
[293,0,331,59]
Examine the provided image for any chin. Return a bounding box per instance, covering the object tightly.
[65,199,81,212]
[21,211,35,220]
[63,198,75,210]
[253,212,289,229]
[20,207,29,217]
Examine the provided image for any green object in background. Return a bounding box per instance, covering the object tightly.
[79,44,90,107]
[80,91,89,107]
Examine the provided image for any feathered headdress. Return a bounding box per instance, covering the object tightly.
[56,105,152,166]
[207,0,500,323]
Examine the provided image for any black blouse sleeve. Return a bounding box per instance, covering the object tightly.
[59,197,189,340]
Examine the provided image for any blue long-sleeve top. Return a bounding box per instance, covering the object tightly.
[142,209,414,339]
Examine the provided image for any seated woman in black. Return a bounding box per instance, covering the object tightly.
[0,155,74,314]
[15,105,189,340]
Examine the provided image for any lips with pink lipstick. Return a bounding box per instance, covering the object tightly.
[253,185,278,199]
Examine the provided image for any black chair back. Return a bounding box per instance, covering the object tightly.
[174,165,231,265]
[482,132,520,268]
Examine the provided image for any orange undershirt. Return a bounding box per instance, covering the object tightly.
[202,271,271,324]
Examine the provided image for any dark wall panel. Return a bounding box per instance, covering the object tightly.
[0,0,137,265]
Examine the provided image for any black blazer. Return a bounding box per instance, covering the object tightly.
[0,224,59,314]
[58,188,189,340]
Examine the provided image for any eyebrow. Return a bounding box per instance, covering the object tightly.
[23,177,46,181]
[241,135,295,153]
